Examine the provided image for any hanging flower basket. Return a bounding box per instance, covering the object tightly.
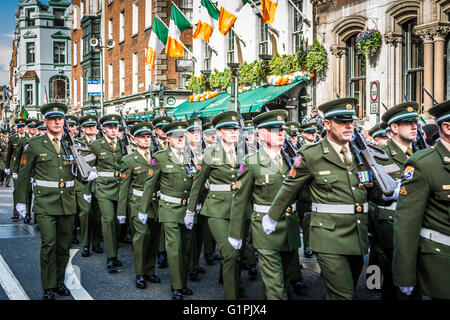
[355,29,382,57]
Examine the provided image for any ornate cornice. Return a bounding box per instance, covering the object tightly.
[330,45,346,57]
[384,32,403,46]
[414,22,450,42]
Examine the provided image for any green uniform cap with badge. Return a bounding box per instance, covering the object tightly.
[252,110,288,129]
[152,116,172,129]
[14,118,28,128]
[243,120,254,130]
[66,115,79,126]
[186,118,202,131]
[212,111,240,129]
[380,121,391,132]
[368,124,387,138]
[318,97,358,121]
[100,114,121,126]
[40,103,68,118]
[162,121,187,136]
[300,122,318,133]
[126,118,143,128]
[202,122,216,134]
[26,118,39,128]
[428,99,450,125]
[37,121,46,130]
[130,122,153,137]
[381,102,419,126]
[80,115,99,127]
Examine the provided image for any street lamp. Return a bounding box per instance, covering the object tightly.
[227,63,240,112]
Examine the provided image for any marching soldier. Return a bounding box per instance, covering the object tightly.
[139,121,194,299]
[202,122,217,148]
[368,124,389,146]
[89,114,125,273]
[186,111,243,300]
[244,120,258,154]
[393,100,450,300]
[0,129,9,186]
[37,121,47,136]
[267,98,394,300]
[76,115,103,257]
[229,110,301,299]
[151,116,173,269]
[118,122,161,289]
[66,115,79,137]
[286,121,301,150]
[373,102,421,300]
[15,103,96,300]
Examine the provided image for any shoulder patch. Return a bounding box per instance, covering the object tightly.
[239,163,245,174]
[151,158,157,165]
[294,154,302,167]
[399,186,408,195]
[404,166,414,180]
[23,144,29,152]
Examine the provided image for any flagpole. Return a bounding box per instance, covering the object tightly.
[156,14,197,63]
[248,0,279,36]
[288,0,311,26]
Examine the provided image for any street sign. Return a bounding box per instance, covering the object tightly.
[87,79,103,97]
[166,96,176,106]
[370,81,380,115]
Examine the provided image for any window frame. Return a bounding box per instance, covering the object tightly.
[259,18,269,55]
[53,41,66,64]
[26,42,35,64]
[227,29,236,64]
[292,0,304,53]
[346,34,366,119]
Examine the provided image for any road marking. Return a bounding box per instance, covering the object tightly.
[0,254,29,300]
[64,249,93,300]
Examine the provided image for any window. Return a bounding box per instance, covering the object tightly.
[26,42,35,64]
[108,19,113,40]
[179,0,193,22]
[73,42,77,65]
[259,19,269,55]
[145,0,152,28]
[54,9,65,27]
[25,84,33,106]
[108,63,113,99]
[132,2,138,36]
[132,52,138,93]
[54,42,66,64]
[26,9,35,27]
[73,6,79,29]
[49,76,69,103]
[119,11,125,42]
[346,35,366,119]
[74,77,78,106]
[227,30,235,63]
[178,45,193,89]
[204,42,212,70]
[403,20,424,105]
[292,0,304,53]
[119,58,125,95]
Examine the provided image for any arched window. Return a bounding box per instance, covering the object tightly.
[346,34,366,119]
[49,75,70,103]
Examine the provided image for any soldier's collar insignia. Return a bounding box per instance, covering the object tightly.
[323,147,329,154]
[444,156,450,163]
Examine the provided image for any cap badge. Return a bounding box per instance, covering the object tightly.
[89,118,93,121]
[112,117,116,120]
[346,104,353,110]
[178,126,182,129]
[231,116,236,121]
[407,107,414,112]
[277,116,282,121]
[163,120,166,123]
[53,107,58,111]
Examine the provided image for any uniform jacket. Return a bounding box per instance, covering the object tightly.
[393,140,450,299]
[11,135,34,173]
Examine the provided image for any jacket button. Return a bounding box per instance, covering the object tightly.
[319,222,323,226]
[324,179,327,182]
[351,187,355,190]
[184,179,186,182]
[348,171,352,175]
[60,191,63,194]
[184,190,187,193]
[231,175,235,178]
[389,216,393,219]
[59,167,62,170]
[357,220,361,224]
[436,248,441,252]
[212,195,215,198]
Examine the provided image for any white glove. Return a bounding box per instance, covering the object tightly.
[84,168,98,182]
[16,203,27,218]
[399,286,414,296]
[228,237,242,250]
[262,214,277,235]
[4,168,10,175]
[382,180,401,201]
[117,216,126,224]
[83,193,92,203]
[12,173,18,180]
[30,177,34,184]
[184,211,195,230]
[196,203,202,213]
[138,212,148,224]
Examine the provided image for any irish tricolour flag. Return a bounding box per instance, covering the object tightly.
[218,0,248,35]
[166,4,191,58]
[261,0,278,24]
[145,17,168,69]
[193,0,220,42]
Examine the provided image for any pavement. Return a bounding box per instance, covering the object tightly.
[0,182,381,301]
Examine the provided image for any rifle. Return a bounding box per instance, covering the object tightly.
[282,133,298,167]
[235,102,249,165]
[119,110,132,155]
[421,85,439,105]
[63,120,97,180]
[94,108,103,139]
[414,122,429,151]
[351,122,399,196]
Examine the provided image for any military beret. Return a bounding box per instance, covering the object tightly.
[40,103,68,118]
[186,118,202,131]
[100,114,121,126]
[252,110,288,129]
[26,118,39,128]
[300,122,318,133]
[130,122,153,137]
[14,118,28,127]
[428,99,450,124]
[212,111,240,129]
[318,98,358,121]
[381,102,419,125]
[80,115,99,127]
[152,116,172,128]
[368,124,387,138]
[162,121,187,136]
[66,115,79,126]
[202,122,216,134]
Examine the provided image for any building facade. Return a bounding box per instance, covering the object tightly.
[10,0,72,120]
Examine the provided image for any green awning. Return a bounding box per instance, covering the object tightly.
[199,81,303,117]
[167,92,228,119]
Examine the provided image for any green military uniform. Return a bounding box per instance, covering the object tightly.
[0,129,11,185]
[268,98,388,300]
[186,111,242,300]
[393,101,450,300]
[89,114,124,270]
[152,116,172,268]
[286,121,302,150]
[118,122,161,287]
[230,110,300,300]
[16,103,79,299]
[76,115,102,257]
[139,121,194,299]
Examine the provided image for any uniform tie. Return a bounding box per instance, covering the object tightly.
[110,141,115,151]
[340,145,352,168]
[405,147,413,157]
[52,138,60,153]
[144,151,150,164]
[275,154,284,172]
[227,149,237,167]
